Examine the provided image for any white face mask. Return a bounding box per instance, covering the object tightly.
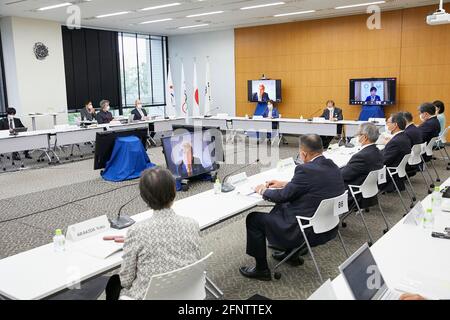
[7,115,14,120]
[137,104,142,109]
[268,104,273,109]
[419,113,425,122]
[327,106,333,110]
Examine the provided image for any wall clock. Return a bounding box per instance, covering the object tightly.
[33,42,49,60]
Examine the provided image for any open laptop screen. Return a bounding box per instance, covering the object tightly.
[340,245,386,300]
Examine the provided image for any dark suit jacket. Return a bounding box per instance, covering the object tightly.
[321,107,343,135]
[0,117,25,130]
[419,117,440,144]
[404,124,423,146]
[80,108,96,121]
[321,107,343,121]
[341,144,384,188]
[131,108,147,121]
[382,131,412,168]
[176,157,205,178]
[262,156,345,249]
[96,110,113,124]
[252,92,269,102]
[365,95,381,103]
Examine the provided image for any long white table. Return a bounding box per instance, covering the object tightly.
[0,145,377,300]
[0,163,296,300]
[330,177,450,300]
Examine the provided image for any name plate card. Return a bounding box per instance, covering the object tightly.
[66,215,110,242]
[229,172,248,186]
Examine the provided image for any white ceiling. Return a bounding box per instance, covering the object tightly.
[0,0,446,35]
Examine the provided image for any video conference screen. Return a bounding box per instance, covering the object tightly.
[161,130,220,179]
[248,80,282,103]
[349,78,396,106]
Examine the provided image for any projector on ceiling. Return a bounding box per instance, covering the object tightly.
[427,9,450,25]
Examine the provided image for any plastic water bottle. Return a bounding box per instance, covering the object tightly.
[431,186,442,209]
[53,229,66,252]
[422,208,434,230]
[214,179,222,194]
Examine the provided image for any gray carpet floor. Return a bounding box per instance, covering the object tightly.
[1,136,449,300]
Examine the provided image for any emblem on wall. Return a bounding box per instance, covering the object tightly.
[33,42,49,60]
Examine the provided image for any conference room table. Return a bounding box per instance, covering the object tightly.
[330,177,450,300]
[193,116,385,138]
[0,144,439,300]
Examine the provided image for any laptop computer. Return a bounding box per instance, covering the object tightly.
[338,243,401,300]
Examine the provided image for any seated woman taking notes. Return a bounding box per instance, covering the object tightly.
[105,167,201,300]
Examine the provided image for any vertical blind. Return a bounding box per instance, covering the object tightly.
[0,31,7,114]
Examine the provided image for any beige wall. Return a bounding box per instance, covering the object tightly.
[1,17,68,129]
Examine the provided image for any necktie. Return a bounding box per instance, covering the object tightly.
[9,118,13,130]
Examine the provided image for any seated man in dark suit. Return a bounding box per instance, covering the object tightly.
[176,142,205,178]
[131,99,148,121]
[320,100,344,148]
[341,123,383,189]
[402,111,423,176]
[239,134,345,281]
[402,111,423,146]
[418,102,440,162]
[382,113,412,192]
[0,107,32,160]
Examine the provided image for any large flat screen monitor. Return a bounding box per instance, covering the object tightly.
[94,128,148,170]
[248,80,282,103]
[162,128,221,179]
[349,78,396,106]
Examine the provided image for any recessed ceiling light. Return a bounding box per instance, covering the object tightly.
[335,1,385,9]
[274,10,316,17]
[186,11,224,18]
[95,11,130,18]
[140,18,173,24]
[141,3,181,11]
[241,2,285,10]
[179,23,209,29]
[37,2,72,11]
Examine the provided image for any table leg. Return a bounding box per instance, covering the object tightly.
[32,117,36,131]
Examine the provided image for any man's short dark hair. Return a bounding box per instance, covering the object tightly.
[402,111,413,123]
[370,87,377,92]
[6,108,16,115]
[299,134,323,153]
[390,113,406,130]
[433,100,445,114]
[419,102,436,115]
[139,167,176,210]
[84,100,92,107]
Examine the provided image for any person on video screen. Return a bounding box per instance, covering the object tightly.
[177,142,205,177]
[252,84,270,103]
[365,87,381,104]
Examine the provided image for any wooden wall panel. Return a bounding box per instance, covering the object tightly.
[235,5,450,126]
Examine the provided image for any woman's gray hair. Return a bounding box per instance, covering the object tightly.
[357,123,380,143]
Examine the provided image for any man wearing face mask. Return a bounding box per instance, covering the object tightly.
[131,99,148,121]
[239,134,345,281]
[320,100,343,148]
[0,108,32,160]
[341,123,383,189]
[418,102,441,145]
[382,113,411,192]
[80,101,96,122]
[96,99,114,124]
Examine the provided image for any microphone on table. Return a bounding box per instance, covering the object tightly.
[110,197,137,230]
[307,108,324,121]
[221,159,260,193]
[204,107,220,118]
